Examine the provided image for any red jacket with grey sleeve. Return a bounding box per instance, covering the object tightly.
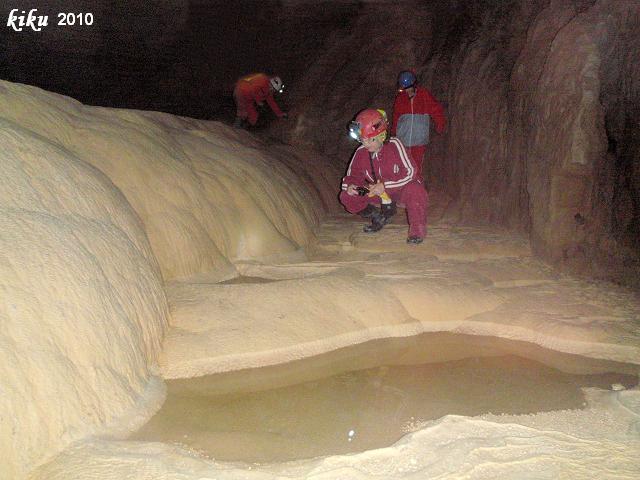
[391,86,445,147]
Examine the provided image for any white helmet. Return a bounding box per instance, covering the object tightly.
[269,76,284,93]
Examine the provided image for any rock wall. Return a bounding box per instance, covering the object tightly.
[507,0,640,284]
[590,3,640,283]
[0,0,359,119]
[283,0,640,286]
[2,1,637,283]
[0,0,188,110]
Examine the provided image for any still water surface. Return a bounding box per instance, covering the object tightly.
[134,334,638,463]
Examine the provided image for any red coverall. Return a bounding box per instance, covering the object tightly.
[391,86,446,178]
[339,137,429,239]
[233,73,285,125]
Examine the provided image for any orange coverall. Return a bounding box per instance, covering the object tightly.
[233,73,285,125]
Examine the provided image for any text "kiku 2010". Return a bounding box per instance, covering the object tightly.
[7,9,94,32]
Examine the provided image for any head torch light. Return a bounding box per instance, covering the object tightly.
[348,121,361,142]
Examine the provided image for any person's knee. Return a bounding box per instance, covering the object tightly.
[338,191,354,211]
[405,181,426,198]
[339,191,370,214]
[401,182,427,208]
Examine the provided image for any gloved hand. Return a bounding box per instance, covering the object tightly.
[368,180,385,197]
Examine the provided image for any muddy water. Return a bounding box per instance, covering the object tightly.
[134,334,638,464]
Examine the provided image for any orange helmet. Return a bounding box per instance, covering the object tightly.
[349,109,388,142]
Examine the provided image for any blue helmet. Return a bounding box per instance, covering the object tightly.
[398,70,416,89]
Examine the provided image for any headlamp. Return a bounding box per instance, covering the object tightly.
[348,121,361,142]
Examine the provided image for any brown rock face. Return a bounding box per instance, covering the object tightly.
[2,0,638,285]
[512,0,640,285]
[286,0,640,286]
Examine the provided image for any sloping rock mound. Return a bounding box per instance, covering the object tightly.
[0,80,334,478]
[0,117,169,479]
[0,81,330,282]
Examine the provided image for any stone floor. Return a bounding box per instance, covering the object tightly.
[159,215,640,379]
[32,215,640,480]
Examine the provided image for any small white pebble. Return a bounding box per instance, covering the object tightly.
[347,429,355,442]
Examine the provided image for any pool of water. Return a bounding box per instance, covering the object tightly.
[133,334,638,464]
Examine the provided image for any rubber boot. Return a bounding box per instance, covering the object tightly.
[381,202,397,221]
[359,205,388,233]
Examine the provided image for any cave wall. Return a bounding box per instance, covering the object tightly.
[1,0,637,284]
[283,0,639,286]
[0,0,359,119]
[593,5,640,282]
[0,0,189,109]
[507,0,639,283]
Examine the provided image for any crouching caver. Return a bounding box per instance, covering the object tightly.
[339,108,428,244]
[233,73,287,128]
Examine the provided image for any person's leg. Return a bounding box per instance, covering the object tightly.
[380,201,397,220]
[339,190,371,214]
[246,102,259,126]
[339,191,387,233]
[398,181,428,242]
[233,89,249,127]
[407,145,427,178]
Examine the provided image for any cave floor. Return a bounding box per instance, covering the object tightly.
[32,214,640,480]
[159,214,640,380]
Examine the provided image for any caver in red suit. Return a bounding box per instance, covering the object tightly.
[233,73,285,126]
[340,136,428,240]
[391,71,446,178]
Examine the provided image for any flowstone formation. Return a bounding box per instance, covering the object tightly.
[0,79,333,479]
[0,97,169,479]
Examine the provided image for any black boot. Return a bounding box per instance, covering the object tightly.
[359,205,388,233]
[381,202,397,221]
